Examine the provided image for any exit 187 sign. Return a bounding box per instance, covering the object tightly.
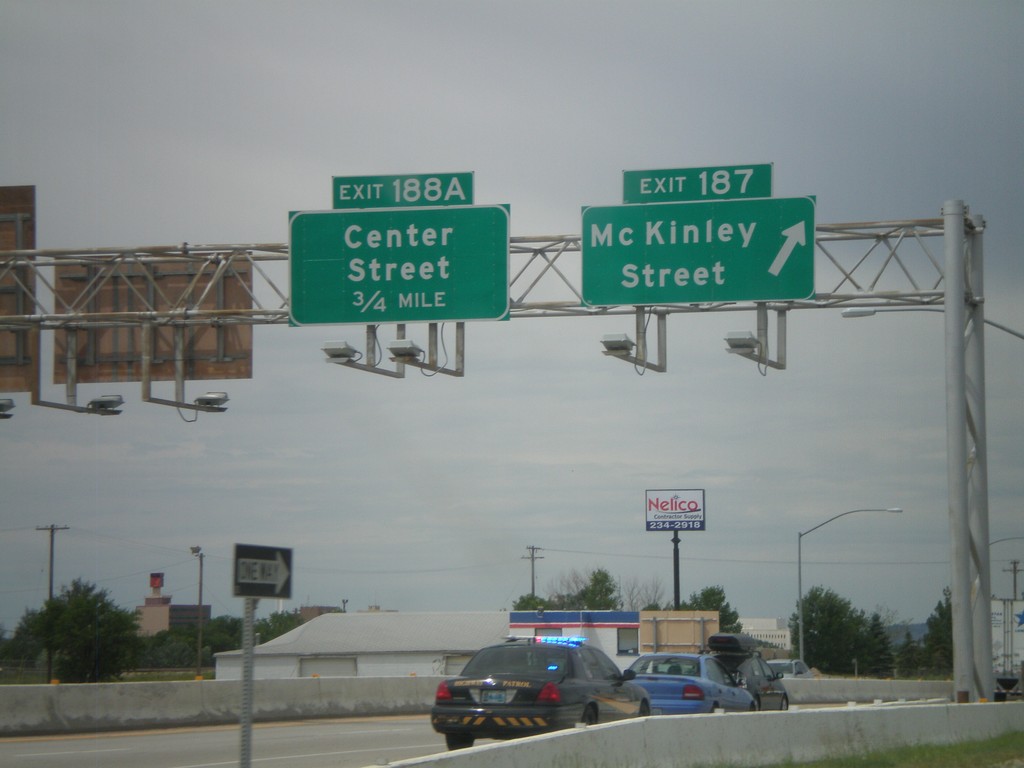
[290,205,509,325]
[582,196,815,306]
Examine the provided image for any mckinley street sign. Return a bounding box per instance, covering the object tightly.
[581,196,815,306]
[289,204,509,325]
[233,544,292,599]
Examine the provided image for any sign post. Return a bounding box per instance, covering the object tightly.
[234,544,292,768]
[582,197,815,306]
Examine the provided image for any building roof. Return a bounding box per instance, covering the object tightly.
[217,611,511,658]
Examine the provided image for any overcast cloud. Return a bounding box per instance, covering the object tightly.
[1,1,1022,635]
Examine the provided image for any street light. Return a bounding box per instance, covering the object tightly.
[797,507,902,663]
[190,546,204,679]
[841,307,1024,342]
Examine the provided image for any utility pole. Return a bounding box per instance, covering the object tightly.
[36,524,69,682]
[36,524,69,600]
[522,546,544,597]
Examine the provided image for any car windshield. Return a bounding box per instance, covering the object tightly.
[461,645,569,678]
[630,657,700,676]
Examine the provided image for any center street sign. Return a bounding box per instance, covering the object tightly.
[581,196,815,306]
[233,544,293,599]
[290,205,509,325]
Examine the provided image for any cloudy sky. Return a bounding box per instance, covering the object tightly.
[1,1,1022,638]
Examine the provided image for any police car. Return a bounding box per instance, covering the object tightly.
[431,635,650,750]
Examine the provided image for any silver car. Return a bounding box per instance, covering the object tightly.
[767,658,813,678]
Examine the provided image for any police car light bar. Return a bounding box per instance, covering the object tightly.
[504,635,587,646]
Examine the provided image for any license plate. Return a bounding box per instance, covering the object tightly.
[481,689,507,704]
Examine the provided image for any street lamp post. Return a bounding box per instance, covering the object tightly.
[797,507,902,664]
[190,546,204,679]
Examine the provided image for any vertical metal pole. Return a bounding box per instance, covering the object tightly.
[64,331,77,406]
[966,212,994,700]
[943,199,972,702]
[240,597,256,768]
[797,532,804,662]
[196,551,204,678]
[455,322,465,374]
[671,531,681,610]
[174,326,185,403]
[635,308,647,365]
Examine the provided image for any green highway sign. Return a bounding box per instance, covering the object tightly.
[582,196,815,306]
[333,172,473,209]
[623,164,773,204]
[290,205,509,325]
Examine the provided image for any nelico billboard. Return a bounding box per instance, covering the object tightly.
[645,489,706,531]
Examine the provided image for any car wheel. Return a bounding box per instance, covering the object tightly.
[580,704,598,725]
[638,700,651,717]
[780,695,789,711]
[445,733,475,750]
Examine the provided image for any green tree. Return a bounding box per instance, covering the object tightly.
[202,615,243,657]
[895,631,923,677]
[681,585,742,633]
[575,568,620,609]
[859,612,895,677]
[791,586,867,674]
[511,593,550,611]
[921,587,953,675]
[0,612,45,667]
[139,626,196,668]
[519,568,622,610]
[28,579,142,682]
[255,610,305,642]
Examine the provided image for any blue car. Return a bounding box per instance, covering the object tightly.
[627,653,756,714]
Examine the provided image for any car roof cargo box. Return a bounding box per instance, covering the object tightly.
[706,633,758,656]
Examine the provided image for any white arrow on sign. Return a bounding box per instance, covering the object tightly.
[236,550,291,594]
[768,221,807,277]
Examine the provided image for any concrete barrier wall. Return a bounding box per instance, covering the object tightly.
[388,702,1024,768]
[0,676,957,737]
[0,676,443,736]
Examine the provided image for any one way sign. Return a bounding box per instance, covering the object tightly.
[233,543,293,599]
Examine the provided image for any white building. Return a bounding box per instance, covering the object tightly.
[215,611,509,680]
[740,617,792,651]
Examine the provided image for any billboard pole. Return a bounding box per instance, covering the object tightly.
[672,531,681,610]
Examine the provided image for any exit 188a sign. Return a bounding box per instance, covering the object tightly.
[333,172,473,209]
[290,205,509,325]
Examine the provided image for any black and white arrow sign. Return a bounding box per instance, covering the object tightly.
[233,544,293,599]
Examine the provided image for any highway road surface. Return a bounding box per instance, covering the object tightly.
[0,715,449,768]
